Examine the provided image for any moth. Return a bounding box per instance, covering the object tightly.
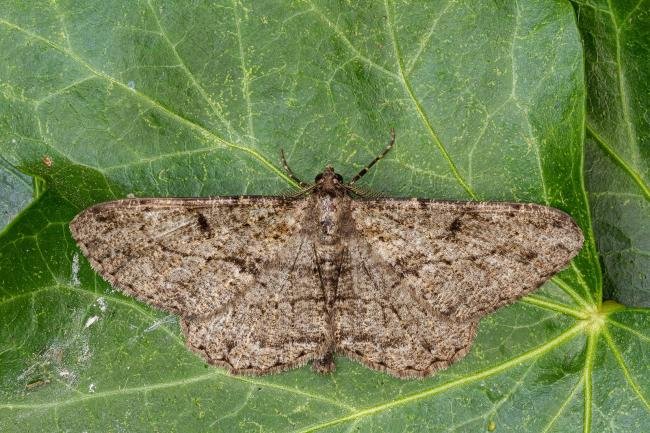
[70,131,583,378]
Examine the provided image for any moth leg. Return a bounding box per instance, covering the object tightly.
[280,149,309,187]
[349,128,395,185]
[312,351,335,373]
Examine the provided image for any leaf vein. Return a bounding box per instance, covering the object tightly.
[586,123,649,199]
[0,17,296,187]
[304,0,400,80]
[383,0,477,199]
[145,0,240,140]
[404,0,454,76]
[540,376,584,433]
[607,318,650,342]
[522,295,587,319]
[298,323,585,432]
[232,0,255,140]
[602,327,650,410]
[582,331,598,433]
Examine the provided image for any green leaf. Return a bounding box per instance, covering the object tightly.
[0,1,647,432]
[572,0,650,306]
[0,155,34,230]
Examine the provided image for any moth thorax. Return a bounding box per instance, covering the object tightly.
[315,166,346,197]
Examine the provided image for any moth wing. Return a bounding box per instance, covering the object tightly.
[70,197,310,318]
[350,199,584,321]
[334,237,477,378]
[182,232,331,374]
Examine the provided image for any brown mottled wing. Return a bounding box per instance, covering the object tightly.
[70,197,330,374]
[335,199,583,378]
[335,236,478,378]
[350,199,584,321]
[183,228,330,374]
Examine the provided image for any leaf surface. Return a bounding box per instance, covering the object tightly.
[0,156,33,229]
[572,0,650,306]
[0,1,648,432]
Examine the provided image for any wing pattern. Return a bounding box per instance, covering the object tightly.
[331,199,583,377]
[350,199,584,321]
[71,197,330,374]
[71,196,583,377]
[334,236,478,377]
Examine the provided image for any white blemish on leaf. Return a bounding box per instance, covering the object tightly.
[88,383,96,393]
[144,315,177,333]
[95,297,107,312]
[17,342,79,387]
[84,315,99,328]
[17,362,39,382]
[127,80,136,90]
[71,253,80,286]
[78,339,92,363]
[58,367,77,384]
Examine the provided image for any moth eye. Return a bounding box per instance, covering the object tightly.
[335,174,343,182]
[315,173,323,182]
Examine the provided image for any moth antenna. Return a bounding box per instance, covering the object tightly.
[280,149,309,187]
[349,128,395,185]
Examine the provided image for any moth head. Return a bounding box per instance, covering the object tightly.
[315,166,345,196]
